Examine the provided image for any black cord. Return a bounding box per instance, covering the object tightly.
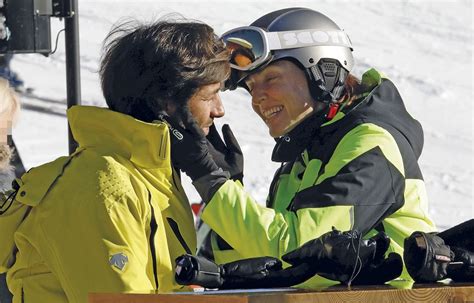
[347,231,364,288]
[0,189,17,215]
[50,28,66,55]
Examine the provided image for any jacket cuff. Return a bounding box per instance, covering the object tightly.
[192,168,230,202]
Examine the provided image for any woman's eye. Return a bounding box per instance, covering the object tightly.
[245,82,253,92]
[266,75,279,82]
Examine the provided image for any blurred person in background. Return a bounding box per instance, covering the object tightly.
[0,78,20,191]
[0,78,20,303]
[0,55,24,92]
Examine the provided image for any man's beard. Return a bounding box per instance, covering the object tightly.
[0,143,13,171]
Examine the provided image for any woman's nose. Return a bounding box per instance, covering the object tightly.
[251,87,266,106]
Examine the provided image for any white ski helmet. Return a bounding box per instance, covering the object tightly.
[223,7,354,102]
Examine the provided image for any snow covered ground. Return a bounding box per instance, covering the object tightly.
[9,0,473,230]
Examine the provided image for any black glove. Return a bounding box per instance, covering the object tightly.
[439,219,474,253]
[157,111,219,180]
[349,234,403,285]
[404,231,453,283]
[175,254,314,289]
[438,220,474,282]
[283,228,403,285]
[206,124,244,183]
[448,246,474,282]
[175,253,224,289]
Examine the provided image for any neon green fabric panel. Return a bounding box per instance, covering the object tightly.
[203,180,354,259]
[316,123,405,185]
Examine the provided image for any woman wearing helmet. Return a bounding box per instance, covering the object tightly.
[171,7,437,287]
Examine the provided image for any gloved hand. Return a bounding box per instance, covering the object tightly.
[221,257,316,289]
[175,254,315,289]
[448,246,474,282]
[282,228,403,285]
[404,230,474,283]
[347,233,403,285]
[404,231,453,283]
[206,124,244,183]
[157,111,219,180]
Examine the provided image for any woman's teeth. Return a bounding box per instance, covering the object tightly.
[263,106,283,119]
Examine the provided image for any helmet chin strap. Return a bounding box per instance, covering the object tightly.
[280,107,315,136]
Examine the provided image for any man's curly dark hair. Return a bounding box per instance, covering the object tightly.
[99,16,230,122]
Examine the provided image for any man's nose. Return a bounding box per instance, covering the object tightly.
[211,94,225,118]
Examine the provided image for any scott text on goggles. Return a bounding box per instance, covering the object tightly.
[277,30,351,48]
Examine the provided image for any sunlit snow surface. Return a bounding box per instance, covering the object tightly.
[11,0,473,230]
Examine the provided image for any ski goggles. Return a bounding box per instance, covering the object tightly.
[221,26,353,73]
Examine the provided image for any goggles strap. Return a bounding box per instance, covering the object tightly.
[332,68,348,101]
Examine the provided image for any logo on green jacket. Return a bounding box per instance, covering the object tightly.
[109,252,128,271]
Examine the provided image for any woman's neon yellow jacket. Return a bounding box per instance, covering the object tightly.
[0,106,196,302]
[200,70,437,287]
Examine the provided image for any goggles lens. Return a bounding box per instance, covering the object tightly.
[221,26,353,91]
[222,28,269,72]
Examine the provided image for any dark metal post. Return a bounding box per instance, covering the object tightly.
[64,0,81,154]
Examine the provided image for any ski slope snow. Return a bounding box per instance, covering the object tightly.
[10,0,473,230]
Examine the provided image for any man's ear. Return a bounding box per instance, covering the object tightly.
[165,101,177,116]
[164,101,188,129]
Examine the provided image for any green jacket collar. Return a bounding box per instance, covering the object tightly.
[322,68,384,128]
[67,106,171,169]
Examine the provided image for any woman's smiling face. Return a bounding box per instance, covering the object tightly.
[245,60,315,137]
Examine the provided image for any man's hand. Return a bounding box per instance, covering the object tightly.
[157,112,219,180]
[206,124,244,183]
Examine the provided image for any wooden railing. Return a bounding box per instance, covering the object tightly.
[89,282,474,303]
